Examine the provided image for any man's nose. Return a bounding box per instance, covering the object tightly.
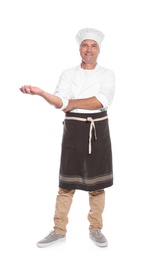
[86,46,92,51]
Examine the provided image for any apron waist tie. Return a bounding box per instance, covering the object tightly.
[65,115,108,154]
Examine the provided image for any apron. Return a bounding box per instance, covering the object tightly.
[59,111,113,191]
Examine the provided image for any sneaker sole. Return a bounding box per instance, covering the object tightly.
[37,237,66,248]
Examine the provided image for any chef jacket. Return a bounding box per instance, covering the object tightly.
[54,64,115,114]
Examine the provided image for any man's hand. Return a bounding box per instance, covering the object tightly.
[63,100,74,113]
[19,85,43,95]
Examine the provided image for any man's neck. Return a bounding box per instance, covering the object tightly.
[81,62,97,70]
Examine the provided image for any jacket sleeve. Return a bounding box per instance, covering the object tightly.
[95,69,115,109]
[54,70,71,110]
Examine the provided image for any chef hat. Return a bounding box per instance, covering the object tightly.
[76,28,105,48]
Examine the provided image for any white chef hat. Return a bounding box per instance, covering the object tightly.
[76,28,105,48]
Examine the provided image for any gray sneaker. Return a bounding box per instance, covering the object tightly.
[37,230,66,248]
[89,230,108,247]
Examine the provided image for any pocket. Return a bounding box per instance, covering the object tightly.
[61,121,75,148]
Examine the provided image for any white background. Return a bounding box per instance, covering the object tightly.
[0,0,162,259]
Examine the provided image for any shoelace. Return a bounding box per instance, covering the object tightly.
[46,231,55,238]
[95,230,102,237]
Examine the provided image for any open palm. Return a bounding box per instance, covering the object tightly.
[20,85,43,95]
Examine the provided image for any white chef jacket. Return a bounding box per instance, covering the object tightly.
[54,64,115,114]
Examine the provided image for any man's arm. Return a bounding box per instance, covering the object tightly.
[19,85,63,108]
[63,96,102,112]
[20,86,103,112]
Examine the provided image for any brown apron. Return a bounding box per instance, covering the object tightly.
[59,111,113,191]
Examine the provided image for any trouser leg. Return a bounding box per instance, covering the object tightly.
[53,188,75,235]
[88,189,105,231]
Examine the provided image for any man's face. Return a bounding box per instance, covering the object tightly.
[80,39,100,64]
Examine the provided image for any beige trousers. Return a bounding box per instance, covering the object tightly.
[54,188,105,235]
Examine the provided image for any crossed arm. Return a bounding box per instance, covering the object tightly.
[19,85,102,112]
